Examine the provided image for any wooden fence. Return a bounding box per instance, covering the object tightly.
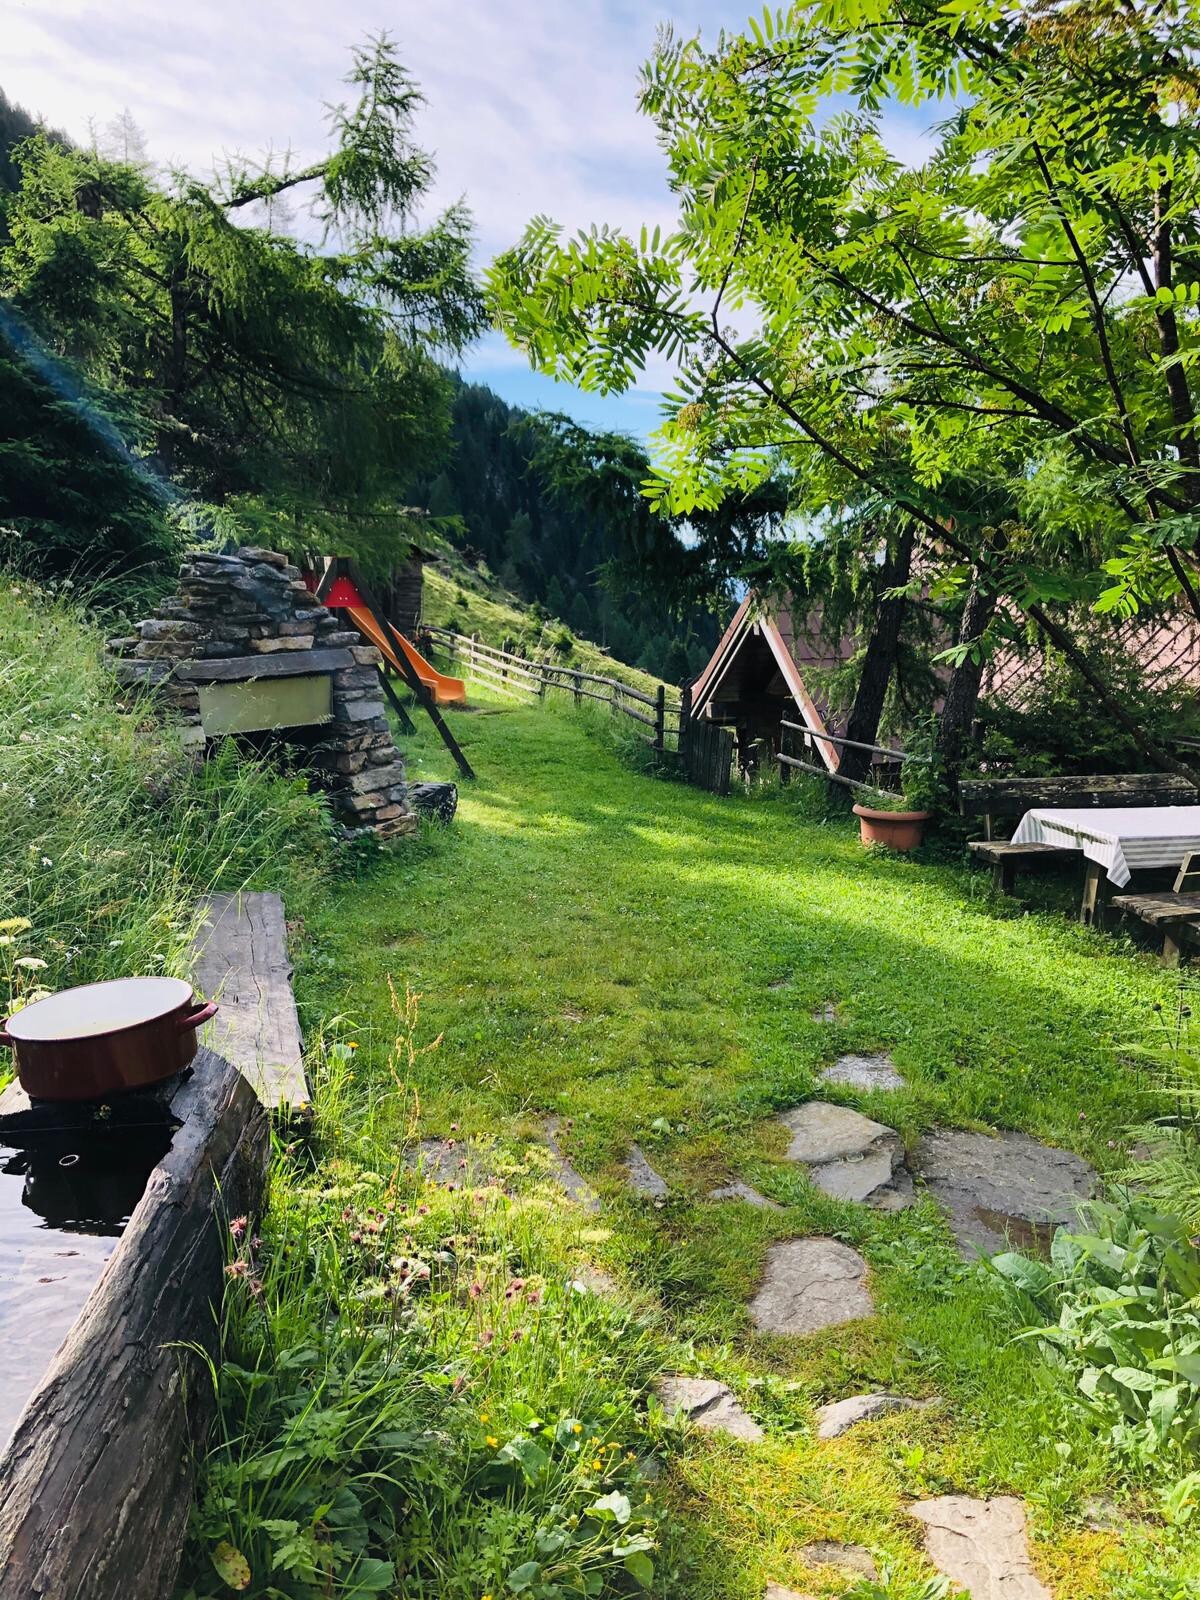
[425,626,680,750]
[776,707,918,795]
[681,720,734,796]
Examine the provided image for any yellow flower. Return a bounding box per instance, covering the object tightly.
[592,1458,603,1470]
[571,1423,582,1434]
[486,1435,499,1448]
[347,1041,358,1050]
[479,1412,490,1423]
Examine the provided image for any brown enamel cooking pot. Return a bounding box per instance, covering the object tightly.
[0,976,218,1101]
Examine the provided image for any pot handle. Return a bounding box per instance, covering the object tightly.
[178,999,219,1034]
[0,1021,11,1047]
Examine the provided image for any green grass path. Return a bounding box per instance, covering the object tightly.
[299,699,1181,1598]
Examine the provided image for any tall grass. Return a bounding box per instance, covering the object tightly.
[0,577,335,1019]
[176,991,668,1600]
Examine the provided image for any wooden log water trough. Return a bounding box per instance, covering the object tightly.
[0,891,314,1596]
[0,1047,268,1599]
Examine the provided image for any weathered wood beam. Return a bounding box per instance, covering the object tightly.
[0,1048,269,1600]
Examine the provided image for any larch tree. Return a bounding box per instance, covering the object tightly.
[1,35,486,575]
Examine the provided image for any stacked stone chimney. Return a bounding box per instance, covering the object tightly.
[105,548,416,837]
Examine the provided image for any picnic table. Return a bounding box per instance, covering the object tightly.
[1011,805,1200,923]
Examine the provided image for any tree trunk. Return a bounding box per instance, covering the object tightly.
[837,525,916,787]
[935,577,996,786]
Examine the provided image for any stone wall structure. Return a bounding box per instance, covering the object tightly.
[105,547,416,837]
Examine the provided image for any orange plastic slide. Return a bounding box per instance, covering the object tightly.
[344,605,467,706]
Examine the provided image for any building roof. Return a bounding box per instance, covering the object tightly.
[689,594,842,771]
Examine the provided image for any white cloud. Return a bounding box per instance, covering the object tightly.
[2,0,937,434]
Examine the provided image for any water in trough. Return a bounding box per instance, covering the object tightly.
[0,1124,171,1445]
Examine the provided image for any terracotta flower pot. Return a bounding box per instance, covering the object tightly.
[852,803,932,852]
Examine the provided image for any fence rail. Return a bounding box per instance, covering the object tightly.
[777,705,920,796]
[424,625,678,749]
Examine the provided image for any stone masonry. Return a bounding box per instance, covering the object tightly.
[105,547,416,838]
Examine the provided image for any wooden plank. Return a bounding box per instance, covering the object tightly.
[1110,890,1200,927]
[175,647,352,682]
[190,892,308,1114]
[959,772,1199,817]
[967,841,1074,863]
[0,1047,269,1600]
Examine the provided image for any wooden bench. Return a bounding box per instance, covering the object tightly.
[960,773,1200,898]
[1112,852,1200,965]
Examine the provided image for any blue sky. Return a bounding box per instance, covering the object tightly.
[4,0,937,441]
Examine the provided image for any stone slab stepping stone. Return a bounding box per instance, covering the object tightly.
[910,1496,1050,1600]
[815,1391,929,1439]
[914,1129,1096,1257]
[749,1238,873,1334]
[779,1102,912,1209]
[655,1376,764,1441]
[544,1118,600,1213]
[406,1138,490,1185]
[798,1542,878,1581]
[811,1001,837,1021]
[708,1179,780,1209]
[626,1143,669,1201]
[571,1265,618,1296]
[821,1051,904,1091]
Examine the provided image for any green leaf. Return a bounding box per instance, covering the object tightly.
[211,1542,251,1593]
[347,1559,397,1595]
[588,1491,632,1524]
[506,1560,542,1593]
[624,1549,655,1586]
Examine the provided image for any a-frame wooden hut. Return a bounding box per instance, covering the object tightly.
[688,594,842,774]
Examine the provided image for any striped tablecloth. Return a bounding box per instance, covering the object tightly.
[1010,806,1200,887]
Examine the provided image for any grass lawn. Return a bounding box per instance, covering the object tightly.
[295,693,1192,1598]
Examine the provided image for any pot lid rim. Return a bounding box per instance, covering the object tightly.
[4,976,194,1042]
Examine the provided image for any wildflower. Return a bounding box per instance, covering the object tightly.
[40,857,52,869]
[229,1216,248,1242]
[526,1288,541,1305]
[592,1458,603,1470]
[469,1282,484,1300]
[248,1278,264,1297]
[572,1423,582,1435]
[225,1260,248,1278]
[479,1411,490,1423]
[417,1204,430,1216]
[486,1435,499,1448]
[347,1041,358,1050]
[1077,1111,1087,1121]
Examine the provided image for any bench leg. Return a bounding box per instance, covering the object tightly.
[1161,930,1183,968]
[1079,860,1110,927]
[992,860,1015,896]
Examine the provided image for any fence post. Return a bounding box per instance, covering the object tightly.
[679,681,692,759]
[469,633,477,678]
[654,684,665,752]
[573,669,582,707]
